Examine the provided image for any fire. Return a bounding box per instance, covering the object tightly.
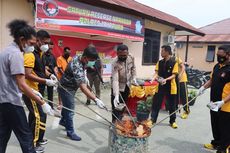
[115,115,151,138]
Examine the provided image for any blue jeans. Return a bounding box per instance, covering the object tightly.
[58,87,76,135]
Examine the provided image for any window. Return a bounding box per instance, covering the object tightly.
[206,46,216,62]
[142,29,161,65]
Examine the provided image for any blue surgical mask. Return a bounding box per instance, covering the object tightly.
[87,61,96,68]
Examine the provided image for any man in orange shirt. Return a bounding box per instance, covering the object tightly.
[57,47,72,80]
[56,47,72,108]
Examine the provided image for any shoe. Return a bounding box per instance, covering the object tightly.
[170,122,178,129]
[86,100,91,105]
[35,144,45,153]
[181,112,189,119]
[38,139,48,145]
[204,143,216,150]
[67,132,82,141]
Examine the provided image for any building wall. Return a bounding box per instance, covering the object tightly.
[125,20,175,79]
[0,0,176,79]
[177,43,222,71]
[0,0,34,51]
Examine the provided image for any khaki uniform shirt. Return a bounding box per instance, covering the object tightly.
[111,55,136,96]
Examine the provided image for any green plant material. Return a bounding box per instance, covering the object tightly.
[137,96,153,112]
[188,89,197,99]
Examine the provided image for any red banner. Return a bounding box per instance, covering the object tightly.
[36,0,144,41]
[50,35,120,76]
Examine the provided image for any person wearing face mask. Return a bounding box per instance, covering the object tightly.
[22,30,57,152]
[56,47,72,109]
[58,46,105,141]
[41,41,58,108]
[111,44,137,122]
[85,45,103,105]
[0,20,53,153]
[198,45,230,153]
[150,45,179,129]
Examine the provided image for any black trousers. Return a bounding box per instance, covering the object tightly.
[111,85,130,122]
[39,84,54,108]
[151,88,177,124]
[219,111,230,150]
[0,103,35,153]
[210,110,221,147]
[22,95,47,146]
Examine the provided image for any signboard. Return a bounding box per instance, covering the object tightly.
[50,35,120,76]
[36,0,144,41]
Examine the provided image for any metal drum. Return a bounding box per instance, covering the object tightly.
[108,126,150,153]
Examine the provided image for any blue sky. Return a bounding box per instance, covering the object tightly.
[135,0,230,28]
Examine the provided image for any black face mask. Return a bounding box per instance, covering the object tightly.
[63,53,70,59]
[217,55,227,64]
[118,56,127,62]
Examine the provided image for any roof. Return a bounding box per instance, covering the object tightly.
[77,0,204,36]
[176,18,230,43]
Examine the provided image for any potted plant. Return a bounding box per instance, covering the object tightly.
[136,96,152,121]
[188,89,197,106]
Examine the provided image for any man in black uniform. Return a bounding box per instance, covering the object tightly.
[41,41,58,108]
[151,45,178,129]
[200,45,230,153]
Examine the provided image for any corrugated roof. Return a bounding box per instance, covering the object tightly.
[78,0,204,36]
[101,0,204,36]
[176,18,230,43]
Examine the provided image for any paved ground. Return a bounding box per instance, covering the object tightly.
[6,87,215,153]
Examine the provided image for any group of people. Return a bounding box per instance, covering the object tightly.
[0,19,105,153]
[0,19,229,153]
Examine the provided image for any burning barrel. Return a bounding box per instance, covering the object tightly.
[108,115,151,153]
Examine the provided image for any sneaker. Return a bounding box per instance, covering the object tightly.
[204,143,216,150]
[38,139,48,145]
[35,144,44,153]
[67,132,82,141]
[181,112,189,119]
[86,100,91,105]
[170,122,178,129]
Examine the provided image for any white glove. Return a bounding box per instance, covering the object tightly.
[45,79,57,86]
[113,95,120,108]
[94,98,105,109]
[132,78,139,86]
[50,74,58,82]
[198,86,206,95]
[207,100,224,112]
[207,102,217,111]
[32,89,43,99]
[41,103,54,115]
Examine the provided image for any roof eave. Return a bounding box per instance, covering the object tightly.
[75,0,205,36]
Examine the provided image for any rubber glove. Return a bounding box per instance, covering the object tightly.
[94,98,105,109]
[41,103,54,115]
[45,79,57,86]
[198,86,205,95]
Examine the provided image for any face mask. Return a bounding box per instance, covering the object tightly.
[23,44,34,53]
[64,52,70,58]
[118,56,127,62]
[87,61,96,68]
[217,55,227,64]
[40,44,49,53]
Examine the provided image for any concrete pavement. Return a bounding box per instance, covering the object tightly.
[6,88,215,153]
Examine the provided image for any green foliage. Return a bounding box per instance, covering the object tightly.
[137,96,152,113]
[188,90,197,99]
